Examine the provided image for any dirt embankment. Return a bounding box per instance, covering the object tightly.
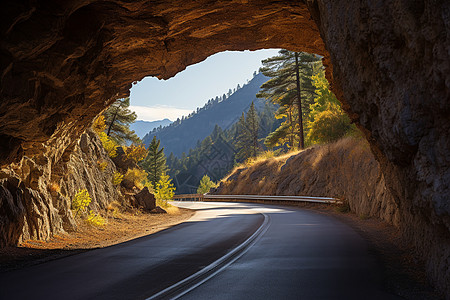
[216,137,399,224]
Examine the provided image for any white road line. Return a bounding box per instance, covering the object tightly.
[146,213,270,300]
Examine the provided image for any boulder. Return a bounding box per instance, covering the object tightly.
[121,178,135,190]
[133,187,156,211]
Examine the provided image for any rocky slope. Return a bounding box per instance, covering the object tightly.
[0,129,120,246]
[216,138,398,223]
[216,137,448,295]
[0,0,448,295]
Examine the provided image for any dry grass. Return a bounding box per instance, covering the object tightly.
[221,149,301,184]
[164,205,180,215]
[216,137,397,224]
[19,208,194,250]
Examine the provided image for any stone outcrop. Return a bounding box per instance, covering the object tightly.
[0,129,120,246]
[0,0,448,295]
[133,187,156,211]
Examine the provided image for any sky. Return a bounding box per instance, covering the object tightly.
[129,49,279,122]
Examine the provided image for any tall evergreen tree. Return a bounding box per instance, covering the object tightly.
[103,97,140,145]
[235,112,251,161]
[235,102,260,161]
[211,124,223,141]
[257,50,320,149]
[247,102,259,157]
[141,136,167,189]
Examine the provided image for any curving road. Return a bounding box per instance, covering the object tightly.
[0,202,400,299]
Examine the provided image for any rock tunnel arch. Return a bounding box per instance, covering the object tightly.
[0,0,448,295]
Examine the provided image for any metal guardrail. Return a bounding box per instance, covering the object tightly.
[172,194,342,204]
[171,194,204,201]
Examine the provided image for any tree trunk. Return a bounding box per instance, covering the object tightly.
[106,105,120,137]
[288,110,294,148]
[294,52,305,149]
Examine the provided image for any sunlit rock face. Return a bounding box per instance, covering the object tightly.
[0,0,448,295]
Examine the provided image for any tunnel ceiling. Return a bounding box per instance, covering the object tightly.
[0,0,327,166]
[0,0,449,294]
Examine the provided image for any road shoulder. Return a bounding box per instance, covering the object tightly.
[0,208,195,272]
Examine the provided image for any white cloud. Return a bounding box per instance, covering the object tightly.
[130,105,192,122]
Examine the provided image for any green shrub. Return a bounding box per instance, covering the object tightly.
[72,189,92,217]
[335,200,350,213]
[143,179,155,194]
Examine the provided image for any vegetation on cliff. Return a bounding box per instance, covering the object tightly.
[103,97,140,145]
[91,99,176,212]
[165,50,356,194]
[215,136,397,223]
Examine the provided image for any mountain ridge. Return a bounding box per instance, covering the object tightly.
[143,73,269,156]
[131,119,172,138]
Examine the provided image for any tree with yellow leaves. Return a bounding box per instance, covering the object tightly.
[306,69,354,144]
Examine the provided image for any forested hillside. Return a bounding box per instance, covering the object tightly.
[167,103,280,193]
[142,73,269,156]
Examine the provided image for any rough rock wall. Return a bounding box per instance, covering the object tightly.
[305,1,450,294]
[0,129,120,246]
[0,0,448,294]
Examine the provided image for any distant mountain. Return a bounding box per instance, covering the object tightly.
[143,73,269,156]
[130,119,172,138]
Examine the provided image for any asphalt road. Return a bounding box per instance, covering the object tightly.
[0,202,401,300]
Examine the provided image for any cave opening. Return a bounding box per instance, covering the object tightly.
[0,0,448,295]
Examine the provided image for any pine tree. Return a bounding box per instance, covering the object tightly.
[235,112,251,161]
[246,102,259,157]
[259,102,279,140]
[211,124,223,141]
[257,50,320,149]
[141,136,167,189]
[103,97,140,145]
[235,102,260,161]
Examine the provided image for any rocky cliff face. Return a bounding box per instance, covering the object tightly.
[0,129,120,246]
[0,0,448,295]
